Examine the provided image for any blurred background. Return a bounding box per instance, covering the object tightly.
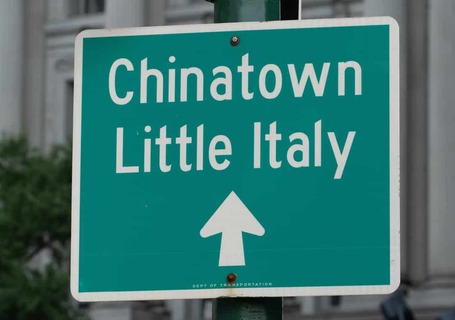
[0,0,454,319]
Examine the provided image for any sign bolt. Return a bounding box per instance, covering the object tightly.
[226,273,237,285]
[230,36,240,46]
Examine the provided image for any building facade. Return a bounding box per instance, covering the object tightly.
[1,0,455,319]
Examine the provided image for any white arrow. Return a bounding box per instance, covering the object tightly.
[200,191,265,267]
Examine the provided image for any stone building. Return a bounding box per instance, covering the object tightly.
[1,0,455,319]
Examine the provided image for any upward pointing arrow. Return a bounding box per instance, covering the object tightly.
[200,191,265,267]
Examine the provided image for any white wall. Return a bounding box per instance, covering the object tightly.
[428,0,455,277]
[105,0,146,28]
[0,0,23,136]
[23,1,47,148]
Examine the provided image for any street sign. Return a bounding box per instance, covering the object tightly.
[71,17,400,302]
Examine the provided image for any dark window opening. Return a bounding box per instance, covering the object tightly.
[69,0,105,16]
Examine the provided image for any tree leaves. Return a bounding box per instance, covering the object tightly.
[0,138,87,320]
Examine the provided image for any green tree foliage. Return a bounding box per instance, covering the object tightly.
[0,138,87,320]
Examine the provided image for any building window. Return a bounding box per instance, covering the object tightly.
[69,0,105,16]
[65,81,74,140]
[301,0,363,19]
[330,0,356,17]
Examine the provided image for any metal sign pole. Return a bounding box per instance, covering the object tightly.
[207,0,279,22]
[213,297,282,320]
[206,0,298,319]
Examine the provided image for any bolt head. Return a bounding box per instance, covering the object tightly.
[230,36,240,46]
[226,273,237,284]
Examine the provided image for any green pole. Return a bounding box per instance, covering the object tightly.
[210,0,279,23]
[204,0,300,319]
[213,297,283,320]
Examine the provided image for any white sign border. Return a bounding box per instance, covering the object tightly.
[71,16,400,302]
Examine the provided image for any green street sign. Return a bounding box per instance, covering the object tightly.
[71,17,400,301]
